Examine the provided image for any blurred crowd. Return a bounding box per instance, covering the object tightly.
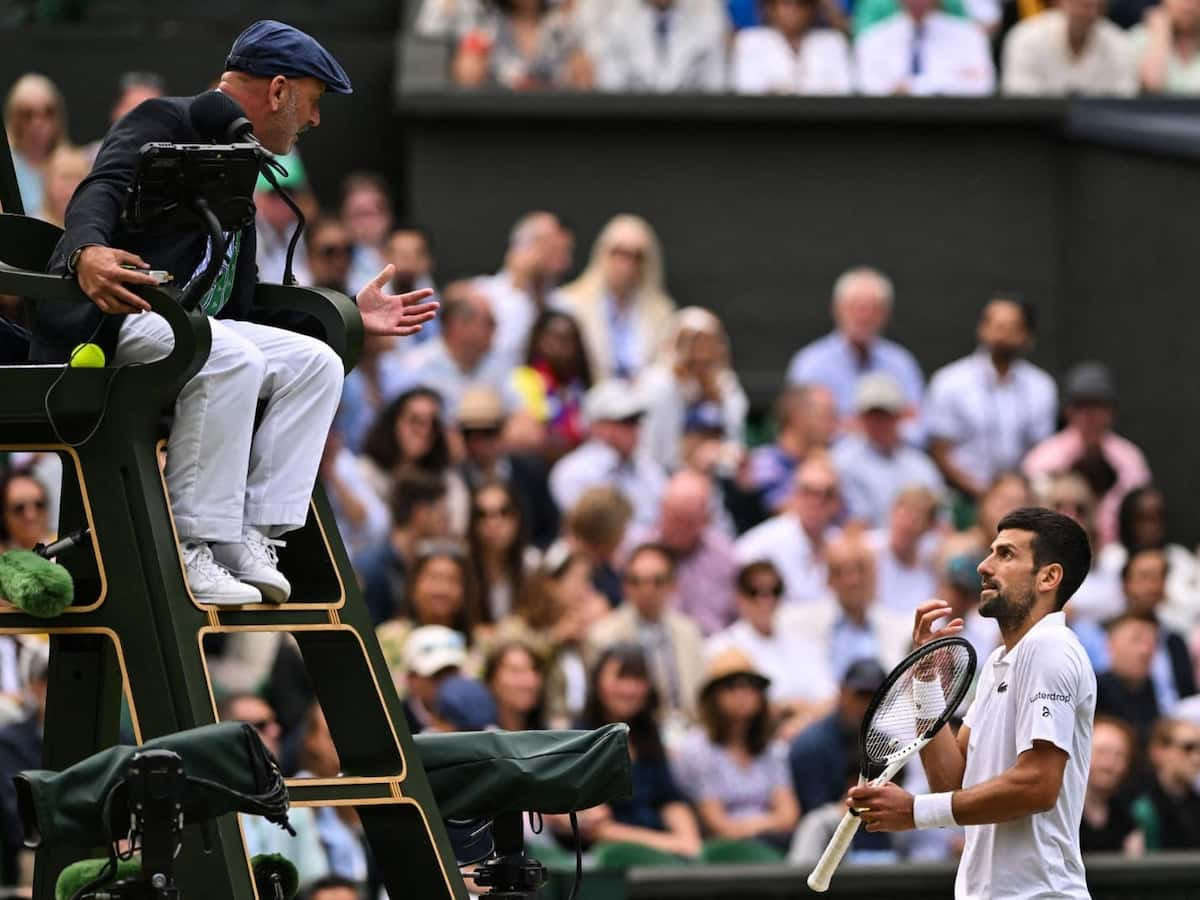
[3,66,1200,899]
[417,0,1200,97]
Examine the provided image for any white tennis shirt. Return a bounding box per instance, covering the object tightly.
[958,611,1096,899]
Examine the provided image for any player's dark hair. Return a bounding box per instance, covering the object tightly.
[996,507,1092,610]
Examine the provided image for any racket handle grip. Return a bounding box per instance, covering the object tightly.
[807,809,863,893]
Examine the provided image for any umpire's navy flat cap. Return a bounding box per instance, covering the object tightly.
[225,20,353,95]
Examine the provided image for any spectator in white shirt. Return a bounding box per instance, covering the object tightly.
[732,0,855,94]
[340,172,395,296]
[706,560,838,737]
[785,266,925,422]
[561,214,676,382]
[550,381,668,527]
[856,0,995,95]
[1001,0,1137,96]
[1133,0,1200,95]
[638,307,749,473]
[476,211,566,370]
[924,296,1058,501]
[804,532,912,680]
[594,0,729,93]
[398,281,515,417]
[832,373,944,528]
[735,456,842,604]
[868,485,943,617]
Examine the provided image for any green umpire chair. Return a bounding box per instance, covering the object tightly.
[0,204,469,896]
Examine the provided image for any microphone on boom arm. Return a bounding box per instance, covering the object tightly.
[188,90,306,286]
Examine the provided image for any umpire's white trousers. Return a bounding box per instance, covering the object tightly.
[115,313,344,544]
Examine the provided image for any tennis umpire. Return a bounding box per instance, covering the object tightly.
[33,21,439,605]
[850,507,1096,899]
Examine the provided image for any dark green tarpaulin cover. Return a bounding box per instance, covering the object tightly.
[414,724,631,819]
[15,722,286,850]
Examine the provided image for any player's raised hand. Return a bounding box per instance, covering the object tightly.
[847,782,916,833]
[356,264,440,337]
[913,599,964,649]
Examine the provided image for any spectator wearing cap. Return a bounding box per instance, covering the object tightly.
[856,0,996,95]
[398,281,515,418]
[924,296,1057,501]
[638,307,749,473]
[432,675,498,732]
[1001,0,1136,96]
[398,625,469,735]
[748,384,837,515]
[588,544,705,725]
[785,267,924,423]
[707,561,838,736]
[735,457,841,605]
[787,658,892,852]
[803,532,911,680]
[254,151,315,286]
[832,373,944,528]
[866,485,942,617]
[593,0,729,92]
[550,381,667,527]
[458,387,559,550]
[673,649,799,851]
[561,215,676,382]
[1024,362,1151,547]
[354,468,450,625]
[627,470,738,636]
[477,211,567,371]
[732,0,854,95]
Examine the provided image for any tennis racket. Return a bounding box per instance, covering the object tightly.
[807,636,977,893]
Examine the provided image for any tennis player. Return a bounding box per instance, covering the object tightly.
[848,507,1096,899]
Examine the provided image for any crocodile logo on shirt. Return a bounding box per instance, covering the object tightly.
[996,682,1008,694]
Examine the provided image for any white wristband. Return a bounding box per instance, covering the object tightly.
[913,791,958,829]
[913,677,947,720]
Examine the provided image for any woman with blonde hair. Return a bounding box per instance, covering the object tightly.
[560,214,675,382]
[3,73,67,216]
[638,306,748,471]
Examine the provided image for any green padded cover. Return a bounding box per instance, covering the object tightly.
[414,725,631,819]
[16,722,287,850]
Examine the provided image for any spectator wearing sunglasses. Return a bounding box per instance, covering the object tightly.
[458,387,559,549]
[0,470,53,553]
[707,561,837,739]
[305,216,355,295]
[1024,362,1151,547]
[588,543,704,728]
[467,480,540,624]
[1133,717,1200,850]
[734,457,841,605]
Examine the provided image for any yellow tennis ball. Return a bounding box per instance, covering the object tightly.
[69,343,106,368]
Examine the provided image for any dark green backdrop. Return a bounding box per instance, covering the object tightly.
[2,28,1196,542]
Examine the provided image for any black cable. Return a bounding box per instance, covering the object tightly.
[567,811,582,900]
[255,161,306,287]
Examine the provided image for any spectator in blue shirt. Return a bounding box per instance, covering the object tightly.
[785,267,925,424]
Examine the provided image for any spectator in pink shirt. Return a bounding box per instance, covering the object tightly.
[1024,362,1150,546]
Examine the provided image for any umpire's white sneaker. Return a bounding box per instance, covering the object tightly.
[212,528,291,604]
[181,542,262,606]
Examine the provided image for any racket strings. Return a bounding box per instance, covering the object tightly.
[862,644,974,766]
